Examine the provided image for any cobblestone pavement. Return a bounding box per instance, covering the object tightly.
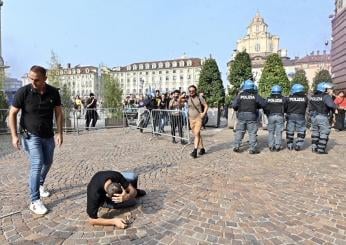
[0,128,346,245]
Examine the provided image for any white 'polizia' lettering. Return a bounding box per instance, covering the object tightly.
[267,98,283,103]
[310,97,323,101]
[240,95,255,100]
[289,97,305,102]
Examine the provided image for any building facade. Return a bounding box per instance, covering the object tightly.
[105,57,202,97]
[47,64,100,97]
[229,12,331,89]
[234,11,288,68]
[331,0,346,91]
[294,51,331,87]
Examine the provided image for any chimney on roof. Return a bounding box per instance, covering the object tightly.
[317,50,320,55]
[323,50,326,55]
[67,63,71,69]
[295,56,299,60]
[310,51,314,56]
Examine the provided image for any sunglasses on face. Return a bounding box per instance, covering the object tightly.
[189,90,196,93]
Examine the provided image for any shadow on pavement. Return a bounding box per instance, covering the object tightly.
[131,162,177,175]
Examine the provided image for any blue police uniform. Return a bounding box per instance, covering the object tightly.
[264,86,287,151]
[232,81,266,154]
[309,83,337,154]
[285,84,308,150]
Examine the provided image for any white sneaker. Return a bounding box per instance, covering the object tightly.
[39,185,50,198]
[29,199,48,215]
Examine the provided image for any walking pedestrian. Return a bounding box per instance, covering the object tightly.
[310,82,338,154]
[186,85,208,158]
[8,65,64,215]
[285,84,308,151]
[232,80,266,154]
[85,93,98,130]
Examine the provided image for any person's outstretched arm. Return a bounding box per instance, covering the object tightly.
[9,106,21,150]
[89,217,128,228]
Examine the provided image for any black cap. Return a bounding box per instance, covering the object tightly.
[89,93,95,97]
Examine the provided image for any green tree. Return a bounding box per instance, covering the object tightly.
[227,51,253,102]
[47,50,61,88]
[312,69,332,91]
[291,69,309,92]
[258,53,290,97]
[0,70,8,130]
[198,58,225,106]
[47,51,72,108]
[0,72,7,109]
[102,73,123,108]
[0,70,8,109]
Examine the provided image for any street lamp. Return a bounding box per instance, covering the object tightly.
[322,40,329,70]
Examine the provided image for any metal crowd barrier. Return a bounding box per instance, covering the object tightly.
[123,108,190,143]
[123,107,153,134]
[0,107,125,135]
[0,109,9,134]
[73,108,124,133]
[151,109,190,143]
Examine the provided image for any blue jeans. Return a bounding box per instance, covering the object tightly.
[311,114,331,152]
[22,133,55,202]
[234,119,258,150]
[267,115,284,149]
[286,116,306,148]
[103,171,138,209]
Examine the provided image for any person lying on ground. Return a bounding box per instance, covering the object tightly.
[87,171,146,228]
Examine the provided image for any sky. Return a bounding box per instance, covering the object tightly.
[3,0,334,84]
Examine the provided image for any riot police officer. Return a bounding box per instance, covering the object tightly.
[232,80,266,154]
[309,82,337,154]
[264,85,287,151]
[285,84,308,151]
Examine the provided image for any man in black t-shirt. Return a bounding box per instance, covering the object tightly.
[87,171,146,229]
[8,65,64,215]
[85,92,98,130]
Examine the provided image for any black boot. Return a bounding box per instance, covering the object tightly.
[233,147,240,153]
[295,145,301,151]
[199,148,206,155]
[190,149,197,158]
[249,149,260,154]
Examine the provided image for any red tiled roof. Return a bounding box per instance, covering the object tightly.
[295,54,331,64]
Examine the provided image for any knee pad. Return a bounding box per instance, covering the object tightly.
[286,132,294,139]
[297,132,306,139]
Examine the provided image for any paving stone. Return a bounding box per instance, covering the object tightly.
[0,129,346,244]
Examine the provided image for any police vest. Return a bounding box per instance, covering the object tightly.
[287,95,307,115]
[309,94,329,115]
[266,95,284,115]
[238,92,257,113]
